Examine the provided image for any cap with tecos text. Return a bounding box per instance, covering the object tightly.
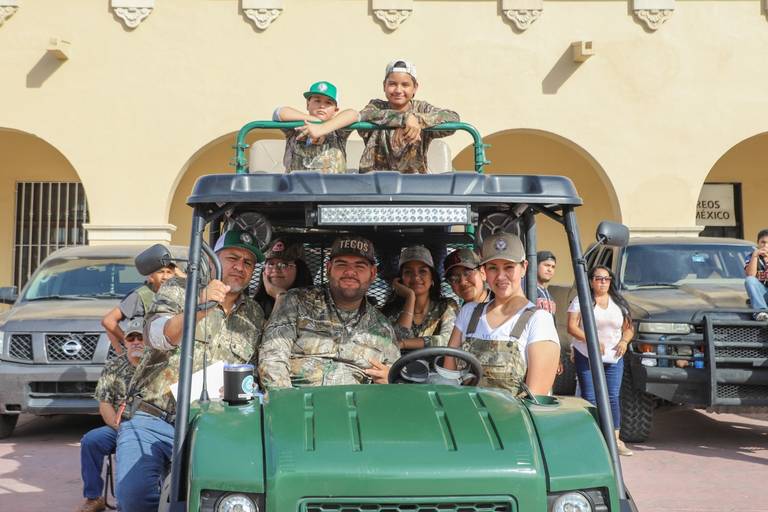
[480,233,526,265]
[330,236,376,264]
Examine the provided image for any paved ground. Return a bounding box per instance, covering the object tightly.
[0,407,765,511]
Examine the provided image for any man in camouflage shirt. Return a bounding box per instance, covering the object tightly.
[259,235,400,389]
[115,229,265,512]
[77,318,145,512]
[358,59,460,174]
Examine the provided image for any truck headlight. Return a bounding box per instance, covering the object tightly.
[216,493,258,512]
[550,492,592,512]
[637,322,691,334]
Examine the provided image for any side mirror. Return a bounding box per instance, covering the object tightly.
[596,221,630,248]
[0,286,18,304]
[135,244,175,276]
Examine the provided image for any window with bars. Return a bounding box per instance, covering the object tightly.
[14,182,90,290]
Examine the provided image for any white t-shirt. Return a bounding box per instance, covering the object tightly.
[568,296,625,364]
[454,300,560,364]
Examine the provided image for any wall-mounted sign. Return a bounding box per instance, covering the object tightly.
[696,183,736,227]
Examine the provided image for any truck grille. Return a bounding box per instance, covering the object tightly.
[304,504,511,512]
[8,334,33,361]
[712,325,768,364]
[46,333,100,362]
[717,384,766,400]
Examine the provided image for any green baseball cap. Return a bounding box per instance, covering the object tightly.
[214,229,264,263]
[303,81,338,103]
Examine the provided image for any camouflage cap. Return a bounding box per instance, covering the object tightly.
[124,317,144,336]
[480,233,526,265]
[398,245,434,270]
[264,238,305,262]
[444,248,481,273]
[214,229,265,262]
[329,236,376,264]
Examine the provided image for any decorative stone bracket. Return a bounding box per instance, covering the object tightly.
[112,0,154,29]
[0,0,18,28]
[372,0,413,31]
[633,0,675,31]
[502,0,543,32]
[242,0,283,30]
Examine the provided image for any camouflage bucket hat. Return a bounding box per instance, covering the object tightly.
[303,81,338,103]
[214,229,264,262]
[444,248,481,273]
[480,233,526,265]
[264,238,305,262]
[398,245,434,270]
[330,236,376,264]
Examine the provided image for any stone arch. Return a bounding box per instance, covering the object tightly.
[0,128,87,289]
[454,128,620,285]
[167,129,283,246]
[699,131,768,241]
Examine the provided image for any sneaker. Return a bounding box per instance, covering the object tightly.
[616,439,634,456]
[755,311,768,322]
[77,497,106,512]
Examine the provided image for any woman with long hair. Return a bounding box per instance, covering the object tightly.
[253,238,313,319]
[382,245,458,351]
[567,264,634,456]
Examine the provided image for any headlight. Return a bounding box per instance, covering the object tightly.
[637,322,691,334]
[550,492,592,512]
[216,493,258,512]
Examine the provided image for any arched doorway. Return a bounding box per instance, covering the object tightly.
[0,128,87,290]
[454,129,620,285]
[699,132,768,241]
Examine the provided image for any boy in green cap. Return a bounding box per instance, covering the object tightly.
[273,81,359,173]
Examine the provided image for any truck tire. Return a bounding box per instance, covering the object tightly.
[620,366,654,443]
[0,414,19,439]
[552,352,577,395]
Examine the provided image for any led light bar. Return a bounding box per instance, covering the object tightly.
[317,205,471,226]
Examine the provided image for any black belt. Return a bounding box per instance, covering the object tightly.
[126,396,175,425]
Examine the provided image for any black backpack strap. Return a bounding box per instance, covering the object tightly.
[510,308,536,340]
[465,302,486,336]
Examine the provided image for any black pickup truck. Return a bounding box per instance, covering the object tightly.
[553,236,768,442]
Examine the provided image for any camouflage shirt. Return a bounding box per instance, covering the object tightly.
[258,285,400,389]
[94,354,136,410]
[358,99,460,174]
[129,276,265,415]
[280,125,352,173]
[385,297,459,348]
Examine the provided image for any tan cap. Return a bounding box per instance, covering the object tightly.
[330,236,376,264]
[444,248,481,273]
[264,238,304,262]
[124,317,144,337]
[480,233,526,265]
[398,245,434,270]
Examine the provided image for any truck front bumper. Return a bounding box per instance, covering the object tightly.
[0,360,101,415]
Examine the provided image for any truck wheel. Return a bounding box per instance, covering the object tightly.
[552,352,577,395]
[0,414,19,439]
[620,366,654,443]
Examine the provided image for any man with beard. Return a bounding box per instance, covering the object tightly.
[77,318,145,512]
[115,229,265,512]
[258,235,400,389]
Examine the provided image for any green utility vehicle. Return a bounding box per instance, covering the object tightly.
[165,121,637,511]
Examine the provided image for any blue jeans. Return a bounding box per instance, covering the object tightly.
[745,276,768,310]
[80,425,117,499]
[574,350,624,429]
[116,412,174,512]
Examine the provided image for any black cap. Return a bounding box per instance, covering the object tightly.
[537,250,556,263]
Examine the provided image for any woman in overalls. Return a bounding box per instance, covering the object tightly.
[445,233,560,395]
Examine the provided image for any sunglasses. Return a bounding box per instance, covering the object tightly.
[592,276,612,282]
[125,334,144,342]
[264,261,296,272]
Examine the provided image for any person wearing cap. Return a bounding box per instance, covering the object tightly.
[445,233,560,395]
[77,318,145,512]
[101,254,177,355]
[382,245,459,351]
[115,229,266,512]
[273,81,359,173]
[445,248,492,305]
[254,238,314,318]
[358,59,460,174]
[535,250,558,315]
[258,235,399,389]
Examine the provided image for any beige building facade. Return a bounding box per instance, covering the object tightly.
[1,0,766,288]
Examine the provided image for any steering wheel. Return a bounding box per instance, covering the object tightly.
[387,347,483,386]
